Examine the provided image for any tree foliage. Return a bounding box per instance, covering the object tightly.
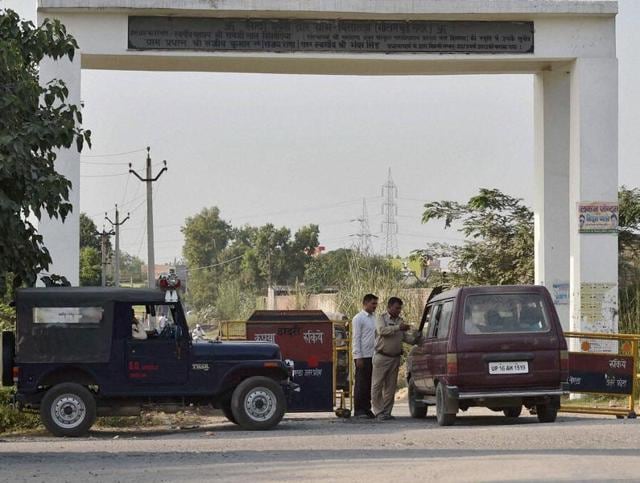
[618,186,640,278]
[0,10,90,286]
[79,246,101,286]
[181,207,319,309]
[416,188,534,286]
[119,251,145,285]
[304,248,355,293]
[80,213,101,251]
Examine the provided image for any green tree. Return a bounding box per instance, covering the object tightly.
[304,248,355,292]
[79,246,101,286]
[119,251,145,285]
[80,213,101,251]
[182,207,232,267]
[0,10,91,287]
[618,186,640,333]
[181,207,233,308]
[417,188,534,286]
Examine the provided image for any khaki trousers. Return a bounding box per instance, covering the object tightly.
[371,353,401,417]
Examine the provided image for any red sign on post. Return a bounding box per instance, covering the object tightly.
[568,353,634,395]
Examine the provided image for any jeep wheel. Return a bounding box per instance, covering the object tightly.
[231,376,286,430]
[503,406,522,419]
[408,383,428,419]
[435,383,456,427]
[40,383,96,437]
[221,401,238,424]
[536,404,558,423]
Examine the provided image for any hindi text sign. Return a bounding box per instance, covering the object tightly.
[128,17,534,55]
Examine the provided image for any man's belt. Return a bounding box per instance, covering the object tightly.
[376,350,403,358]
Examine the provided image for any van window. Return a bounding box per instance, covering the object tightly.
[427,305,441,338]
[427,301,454,339]
[463,293,550,334]
[437,301,453,339]
[421,304,434,337]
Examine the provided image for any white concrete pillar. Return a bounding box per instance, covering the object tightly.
[37,49,82,286]
[569,57,619,340]
[534,68,571,330]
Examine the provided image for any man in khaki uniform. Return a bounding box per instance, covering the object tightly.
[371,297,421,420]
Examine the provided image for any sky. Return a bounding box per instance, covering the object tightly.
[7,1,640,264]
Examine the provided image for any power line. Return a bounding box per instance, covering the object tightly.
[80,172,129,178]
[186,255,245,272]
[81,148,147,158]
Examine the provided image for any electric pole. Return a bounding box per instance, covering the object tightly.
[350,198,376,254]
[381,168,399,257]
[105,204,130,287]
[129,147,167,288]
[96,226,115,287]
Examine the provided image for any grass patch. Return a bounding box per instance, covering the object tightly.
[0,388,40,435]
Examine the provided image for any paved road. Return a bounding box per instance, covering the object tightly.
[1,404,639,482]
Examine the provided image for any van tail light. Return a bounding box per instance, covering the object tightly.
[446,353,458,375]
[12,366,19,384]
[559,350,569,372]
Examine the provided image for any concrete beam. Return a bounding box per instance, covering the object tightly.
[38,0,618,17]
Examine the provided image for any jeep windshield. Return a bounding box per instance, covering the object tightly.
[463,293,550,334]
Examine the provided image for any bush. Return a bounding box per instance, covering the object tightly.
[0,303,15,332]
[0,388,40,434]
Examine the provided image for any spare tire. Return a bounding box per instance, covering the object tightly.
[1,331,16,387]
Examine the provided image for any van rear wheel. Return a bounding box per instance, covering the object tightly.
[408,383,428,419]
[435,384,456,426]
[40,383,96,437]
[536,404,558,423]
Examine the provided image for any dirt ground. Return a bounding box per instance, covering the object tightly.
[1,402,640,482]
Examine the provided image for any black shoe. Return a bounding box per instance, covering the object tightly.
[376,414,396,421]
[366,410,376,419]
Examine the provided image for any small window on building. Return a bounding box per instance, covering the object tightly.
[33,307,104,325]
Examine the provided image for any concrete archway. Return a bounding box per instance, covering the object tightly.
[34,0,619,335]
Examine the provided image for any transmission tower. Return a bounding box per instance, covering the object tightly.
[381,168,399,257]
[350,198,376,254]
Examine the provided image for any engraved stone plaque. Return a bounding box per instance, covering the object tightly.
[128,17,534,55]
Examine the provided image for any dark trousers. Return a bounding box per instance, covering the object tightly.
[353,357,373,415]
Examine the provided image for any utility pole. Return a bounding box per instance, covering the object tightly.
[381,168,399,257]
[105,204,130,287]
[96,226,115,287]
[350,198,377,254]
[129,147,167,288]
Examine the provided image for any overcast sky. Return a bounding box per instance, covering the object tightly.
[9,1,640,264]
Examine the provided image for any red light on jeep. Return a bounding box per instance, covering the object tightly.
[263,362,279,368]
[446,353,458,375]
[12,366,19,384]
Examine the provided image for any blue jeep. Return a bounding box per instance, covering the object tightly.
[1,287,295,437]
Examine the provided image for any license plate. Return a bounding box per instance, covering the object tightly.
[488,361,529,375]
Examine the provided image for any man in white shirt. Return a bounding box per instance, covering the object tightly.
[351,293,378,419]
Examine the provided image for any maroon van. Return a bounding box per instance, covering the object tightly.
[406,285,568,426]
